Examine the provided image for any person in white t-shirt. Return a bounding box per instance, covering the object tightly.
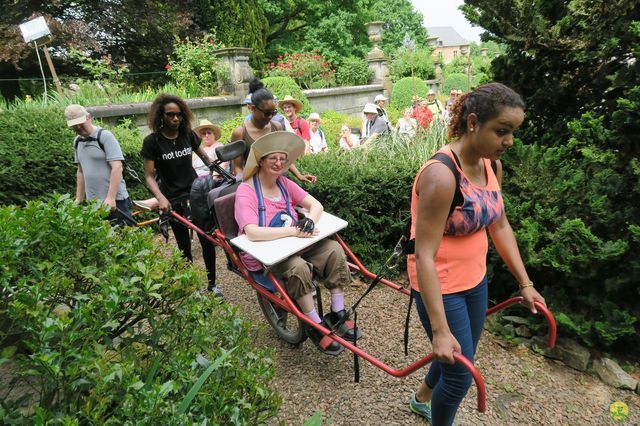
[307,112,328,154]
[338,124,360,150]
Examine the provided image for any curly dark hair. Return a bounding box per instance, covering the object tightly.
[147,93,194,134]
[448,83,525,140]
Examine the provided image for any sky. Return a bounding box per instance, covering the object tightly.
[410,0,483,43]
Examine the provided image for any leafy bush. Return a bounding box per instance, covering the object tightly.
[68,48,130,85]
[488,107,640,350]
[296,134,446,266]
[261,76,312,116]
[265,51,336,89]
[0,105,148,206]
[0,196,279,423]
[167,34,230,95]
[390,77,428,109]
[335,57,372,86]
[389,48,436,82]
[443,73,470,94]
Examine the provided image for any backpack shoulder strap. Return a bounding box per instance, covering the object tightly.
[74,129,105,154]
[95,128,105,152]
[431,151,462,217]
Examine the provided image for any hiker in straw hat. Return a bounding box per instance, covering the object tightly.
[234,131,362,355]
[193,119,226,177]
[279,94,311,154]
[231,79,316,183]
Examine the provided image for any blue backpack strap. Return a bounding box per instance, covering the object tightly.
[253,174,267,227]
[276,177,297,225]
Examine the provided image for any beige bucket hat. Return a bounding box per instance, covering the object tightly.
[193,119,222,140]
[279,95,303,113]
[243,131,306,181]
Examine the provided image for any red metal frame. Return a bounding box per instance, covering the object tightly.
[169,211,557,414]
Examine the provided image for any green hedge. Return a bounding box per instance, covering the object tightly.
[0,105,148,205]
[390,77,427,110]
[443,73,470,93]
[261,76,312,116]
[0,196,279,423]
[335,57,372,86]
[296,134,446,266]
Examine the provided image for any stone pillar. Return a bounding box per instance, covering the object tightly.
[365,22,391,97]
[213,47,254,97]
[434,61,444,93]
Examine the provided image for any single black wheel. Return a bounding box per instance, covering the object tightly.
[257,293,307,345]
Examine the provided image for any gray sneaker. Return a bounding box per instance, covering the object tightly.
[208,286,225,299]
[409,393,432,422]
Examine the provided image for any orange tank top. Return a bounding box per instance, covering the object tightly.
[407,146,504,294]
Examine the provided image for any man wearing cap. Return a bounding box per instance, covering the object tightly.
[426,89,444,121]
[65,104,132,225]
[445,89,458,109]
[374,94,389,122]
[308,113,327,154]
[279,95,311,154]
[361,102,390,146]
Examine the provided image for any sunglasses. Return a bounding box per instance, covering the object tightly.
[164,111,183,119]
[254,105,278,117]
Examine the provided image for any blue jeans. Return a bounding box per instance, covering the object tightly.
[413,276,488,426]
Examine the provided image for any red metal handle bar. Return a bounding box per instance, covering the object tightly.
[172,213,487,412]
[257,265,486,413]
[486,296,556,349]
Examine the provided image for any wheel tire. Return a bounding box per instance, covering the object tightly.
[257,293,307,345]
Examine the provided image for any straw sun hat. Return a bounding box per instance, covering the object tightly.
[193,119,222,140]
[243,131,306,181]
[279,95,303,113]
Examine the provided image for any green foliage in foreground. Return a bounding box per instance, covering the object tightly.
[0,196,279,423]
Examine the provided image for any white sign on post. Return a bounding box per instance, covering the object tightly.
[19,16,51,44]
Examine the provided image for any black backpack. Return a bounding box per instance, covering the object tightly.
[190,175,221,233]
[74,129,140,182]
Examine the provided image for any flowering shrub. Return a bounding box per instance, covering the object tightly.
[265,51,336,89]
[166,34,229,95]
[68,48,130,84]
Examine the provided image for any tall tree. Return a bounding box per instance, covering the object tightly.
[370,0,428,54]
[462,0,640,147]
[258,0,371,63]
[191,0,269,70]
[0,1,194,98]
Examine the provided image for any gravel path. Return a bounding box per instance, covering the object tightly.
[190,243,640,425]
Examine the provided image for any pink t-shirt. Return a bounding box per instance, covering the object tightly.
[234,176,309,271]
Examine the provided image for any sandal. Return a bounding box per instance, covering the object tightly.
[306,322,344,356]
[324,309,363,342]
